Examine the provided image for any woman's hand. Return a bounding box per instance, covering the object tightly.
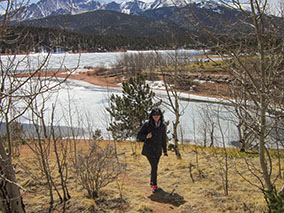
[146,132,152,139]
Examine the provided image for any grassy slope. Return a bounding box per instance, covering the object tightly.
[14,140,275,212]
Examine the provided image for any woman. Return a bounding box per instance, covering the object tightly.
[137,108,168,193]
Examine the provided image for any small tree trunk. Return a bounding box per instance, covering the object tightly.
[240,139,246,152]
[0,138,25,213]
[209,127,214,147]
[173,122,182,160]
[259,103,273,191]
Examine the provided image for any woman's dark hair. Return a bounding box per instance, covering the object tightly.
[149,108,164,126]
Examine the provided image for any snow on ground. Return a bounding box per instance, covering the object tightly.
[22,78,238,146]
[5,51,239,146]
[1,49,209,72]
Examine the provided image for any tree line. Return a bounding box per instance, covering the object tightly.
[0,25,206,54]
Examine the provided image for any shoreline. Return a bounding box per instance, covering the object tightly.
[15,67,231,101]
[65,69,231,102]
[0,48,211,56]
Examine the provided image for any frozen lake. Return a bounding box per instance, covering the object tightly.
[5,50,239,147]
[0,49,209,72]
[19,78,239,146]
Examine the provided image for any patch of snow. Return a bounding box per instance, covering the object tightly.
[121,9,131,14]
[146,80,166,90]
[193,79,206,84]
[213,8,222,14]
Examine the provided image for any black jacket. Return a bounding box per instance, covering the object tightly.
[137,121,167,158]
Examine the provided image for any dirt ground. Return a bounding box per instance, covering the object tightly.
[66,69,121,88]
[16,141,268,213]
[69,69,230,98]
[16,66,230,99]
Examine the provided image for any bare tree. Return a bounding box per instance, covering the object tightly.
[73,141,125,199]
[27,95,56,208]
[181,0,284,210]
[112,52,164,79]
[195,103,237,195]
[0,1,76,211]
[0,1,38,211]
[49,103,71,209]
[158,49,191,159]
[198,104,217,147]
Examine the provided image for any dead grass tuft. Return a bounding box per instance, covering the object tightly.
[137,203,153,212]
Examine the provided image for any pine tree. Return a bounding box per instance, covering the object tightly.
[106,74,161,141]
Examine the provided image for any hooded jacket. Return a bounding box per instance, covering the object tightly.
[137,109,167,158]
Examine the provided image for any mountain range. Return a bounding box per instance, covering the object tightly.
[3,0,282,53]
[16,0,248,37]
[18,0,197,21]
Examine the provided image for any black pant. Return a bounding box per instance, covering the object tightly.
[146,156,160,186]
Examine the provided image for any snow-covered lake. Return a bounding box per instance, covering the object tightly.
[19,78,238,146]
[0,49,209,72]
[7,50,239,147]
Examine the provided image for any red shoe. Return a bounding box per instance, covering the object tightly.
[152,185,157,193]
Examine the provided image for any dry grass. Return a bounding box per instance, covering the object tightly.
[13,140,280,212]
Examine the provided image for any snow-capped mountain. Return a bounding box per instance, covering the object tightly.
[13,0,282,40]
[18,0,243,37]
[18,0,148,20]
[150,0,187,9]
[17,0,221,21]
[120,0,152,14]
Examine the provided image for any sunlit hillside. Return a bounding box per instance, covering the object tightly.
[15,140,277,212]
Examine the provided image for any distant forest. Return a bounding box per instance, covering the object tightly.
[0,25,206,54]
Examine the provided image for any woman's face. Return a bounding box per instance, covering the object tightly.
[152,114,160,122]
